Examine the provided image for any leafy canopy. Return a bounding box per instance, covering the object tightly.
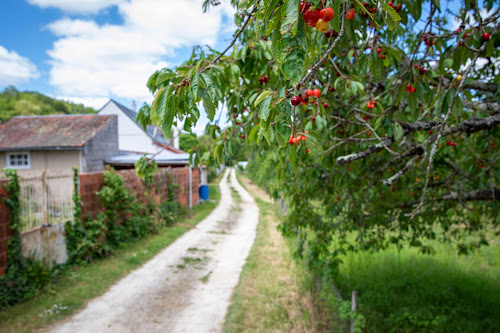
[139,0,500,273]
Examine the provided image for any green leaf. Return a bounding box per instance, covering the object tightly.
[281,0,300,35]
[214,144,223,165]
[254,90,274,107]
[258,95,273,121]
[264,0,280,21]
[155,71,176,86]
[199,88,216,121]
[331,0,341,32]
[248,124,260,144]
[283,49,304,86]
[191,72,200,99]
[151,86,168,124]
[393,122,404,141]
[238,0,256,11]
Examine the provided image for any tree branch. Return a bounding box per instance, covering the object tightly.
[439,188,500,201]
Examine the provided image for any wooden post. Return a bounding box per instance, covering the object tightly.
[42,171,48,226]
[350,290,357,333]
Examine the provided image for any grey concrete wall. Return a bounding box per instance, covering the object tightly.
[82,116,119,172]
[21,222,68,265]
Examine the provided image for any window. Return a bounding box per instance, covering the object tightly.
[7,152,31,169]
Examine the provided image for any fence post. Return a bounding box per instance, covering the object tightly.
[41,171,48,226]
[350,290,358,333]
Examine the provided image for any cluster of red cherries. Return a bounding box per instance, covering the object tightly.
[387,1,402,12]
[300,1,335,32]
[446,140,457,147]
[366,100,376,109]
[414,65,427,75]
[291,88,322,106]
[376,47,386,60]
[288,134,307,145]
[406,84,416,93]
[258,75,269,85]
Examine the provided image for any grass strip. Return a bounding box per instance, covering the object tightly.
[0,180,221,333]
[224,174,315,333]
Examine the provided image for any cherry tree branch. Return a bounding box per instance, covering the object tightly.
[201,7,257,73]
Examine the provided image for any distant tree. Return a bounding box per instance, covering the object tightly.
[179,133,199,152]
[0,86,97,122]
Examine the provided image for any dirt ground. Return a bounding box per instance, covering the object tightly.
[46,168,259,333]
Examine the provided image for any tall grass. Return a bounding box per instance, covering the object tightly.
[325,243,500,332]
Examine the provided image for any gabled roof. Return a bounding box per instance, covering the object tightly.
[0,115,116,151]
[103,99,169,145]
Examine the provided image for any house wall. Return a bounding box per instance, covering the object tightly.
[99,102,160,154]
[0,151,81,170]
[82,117,119,172]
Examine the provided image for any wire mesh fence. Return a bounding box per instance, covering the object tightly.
[1,169,75,232]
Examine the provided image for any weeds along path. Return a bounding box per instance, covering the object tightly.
[46,168,258,333]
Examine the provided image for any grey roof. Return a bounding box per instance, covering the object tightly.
[105,151,189,166]
[106,99,169,145]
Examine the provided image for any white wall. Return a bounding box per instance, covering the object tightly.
[99,102,160,154]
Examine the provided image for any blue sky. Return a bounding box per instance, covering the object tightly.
[0,0,236,132]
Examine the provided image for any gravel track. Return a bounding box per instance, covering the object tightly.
[47,168,258,333]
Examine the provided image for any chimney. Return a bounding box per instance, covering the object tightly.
[131,100,136,112]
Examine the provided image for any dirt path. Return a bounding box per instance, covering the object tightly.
[46,168,258,333]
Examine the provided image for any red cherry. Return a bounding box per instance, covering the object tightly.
[305,89,313,97]
[319,7,335,22]
[411,87,416,93]
[291,96,301,106]
[312,89,321,98]
[388,1,393,6]
[328,86,335,92]
[377,48,381,54]
[306,149,310,153]
[428,130,433,135]
[322,102,329,108]
[346,8,355,20]
[366,102,372,108]
[482,32,490,41]
[324,30,332,38]
[406,84,412,92]
[380,54,386,59]
[304,8,320,27]
[240,134,245,139]
[300,1,310,14]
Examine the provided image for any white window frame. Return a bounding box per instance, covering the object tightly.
[6,151,31,169]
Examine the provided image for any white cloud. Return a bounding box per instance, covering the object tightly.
[55,96,110,109]
[451,8,497,31]
[44,0,236,103]
[0,46,39,86]
[27,0,126,14]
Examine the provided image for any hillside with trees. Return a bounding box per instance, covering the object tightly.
[0,86,96,123]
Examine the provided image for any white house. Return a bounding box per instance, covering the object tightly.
[98,99,181,155]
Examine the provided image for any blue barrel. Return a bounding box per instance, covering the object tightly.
[199,185,209,201]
